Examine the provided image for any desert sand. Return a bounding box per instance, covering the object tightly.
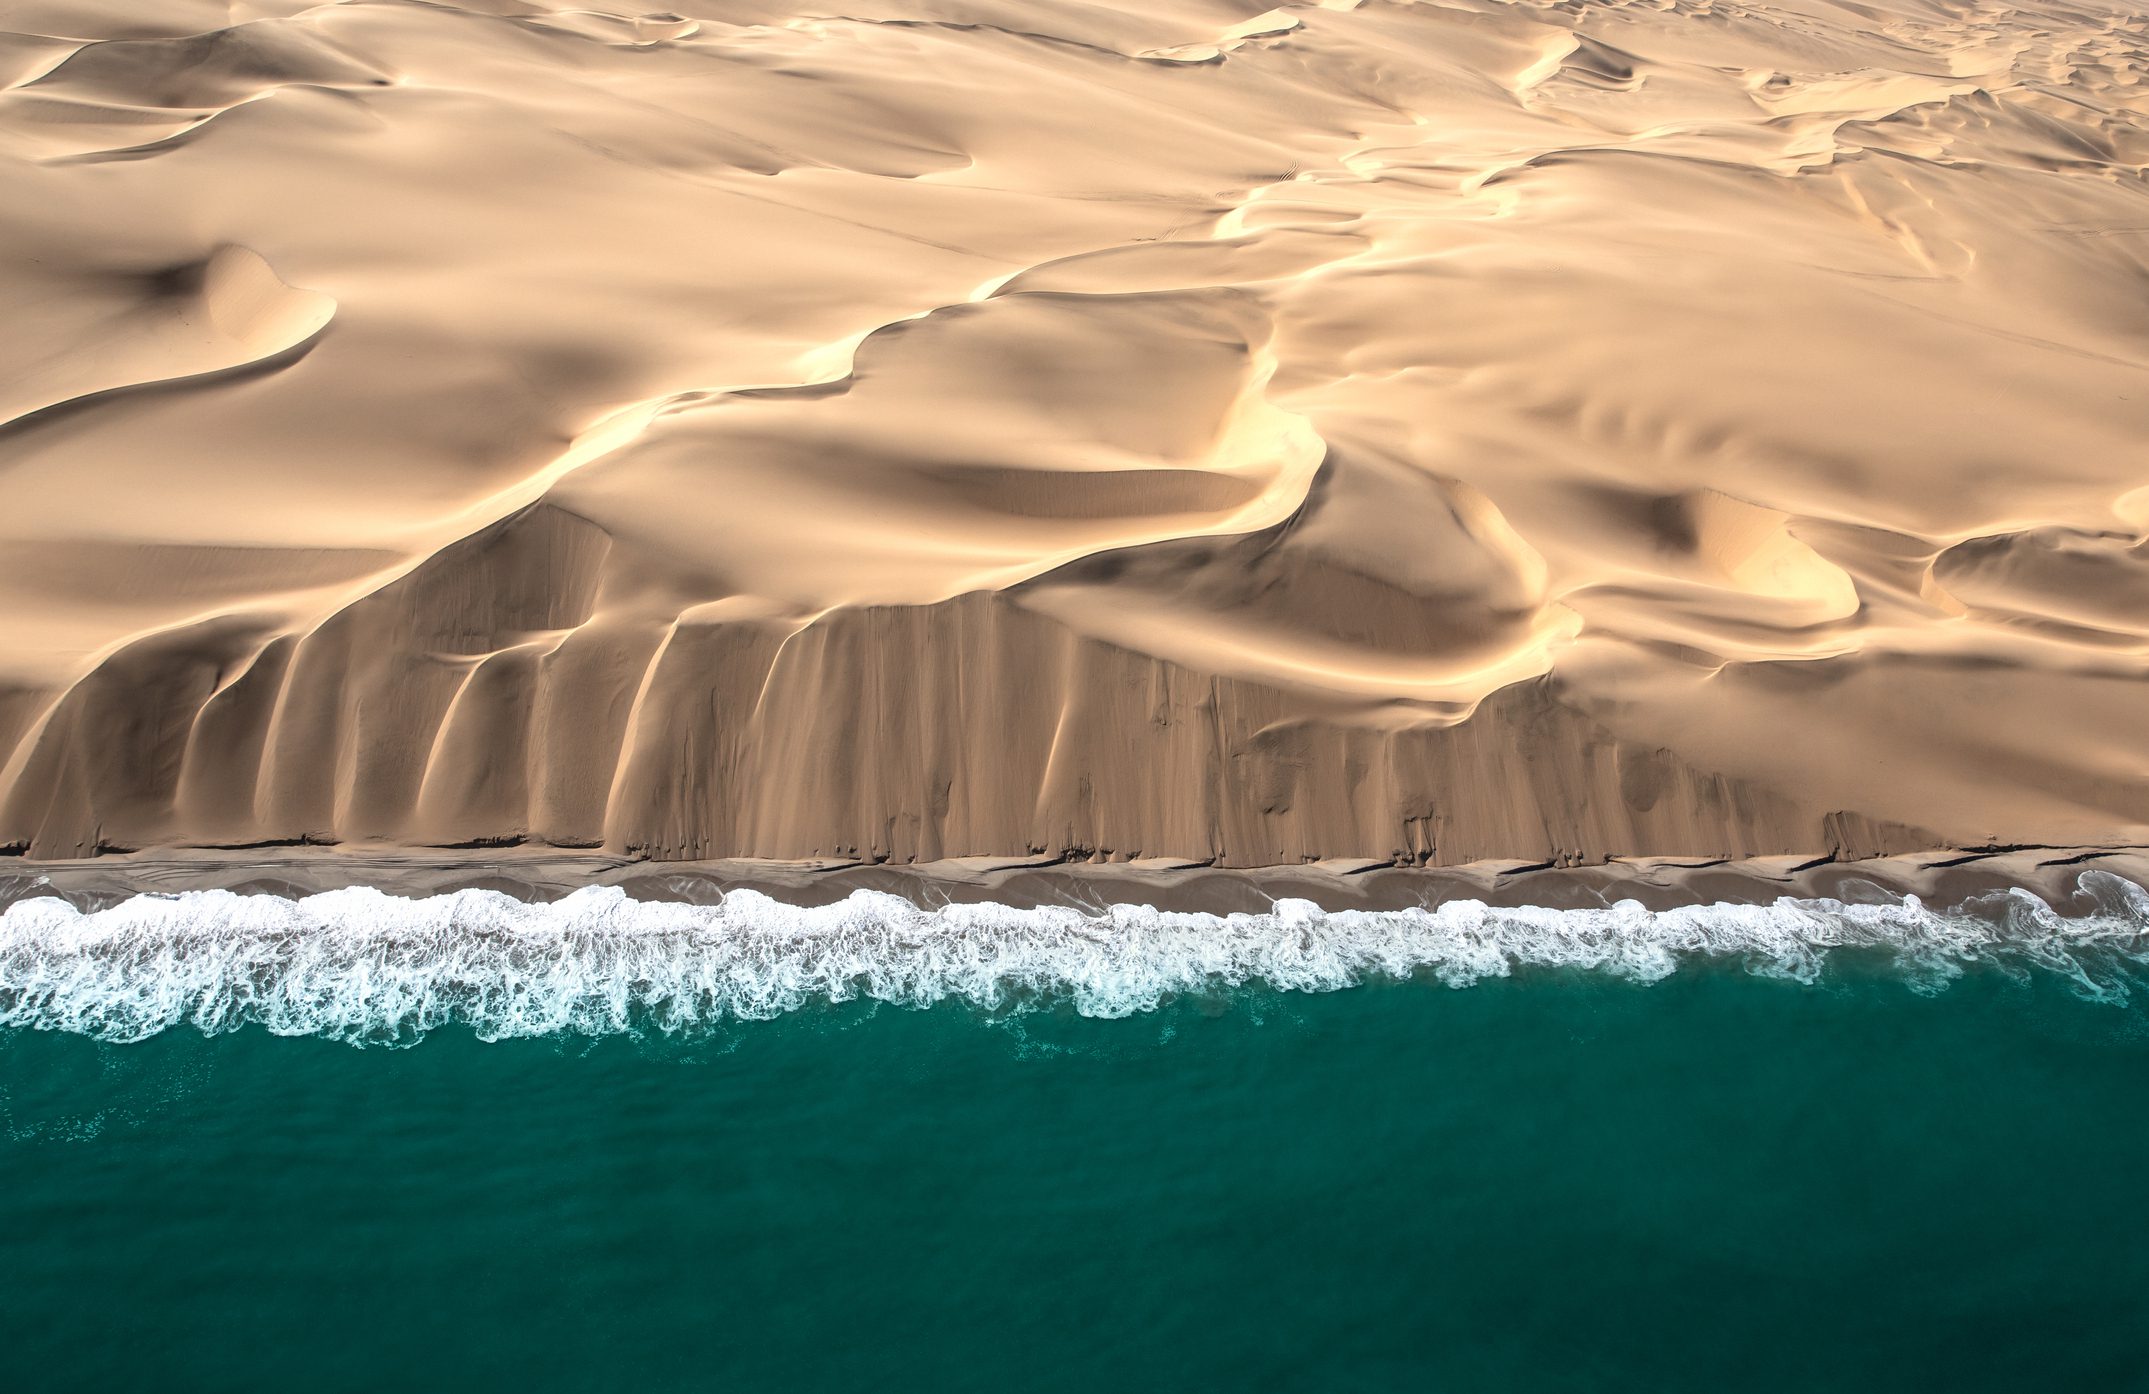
[1,0,2146,866]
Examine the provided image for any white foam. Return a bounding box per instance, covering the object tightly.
[3,874,2147,1044]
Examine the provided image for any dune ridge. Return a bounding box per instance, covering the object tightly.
[2,0,2147,864]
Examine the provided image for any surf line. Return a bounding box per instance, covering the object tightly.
[3,877,2147,1043]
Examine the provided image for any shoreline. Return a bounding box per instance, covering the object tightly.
[5,845,2145,915]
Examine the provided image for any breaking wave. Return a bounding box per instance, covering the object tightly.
[4,876,2149,1044]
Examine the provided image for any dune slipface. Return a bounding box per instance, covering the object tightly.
[1,0,2146,864]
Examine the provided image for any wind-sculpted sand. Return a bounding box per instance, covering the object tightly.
[2,0,2147,865]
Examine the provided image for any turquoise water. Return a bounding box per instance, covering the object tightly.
[4,888,2149,1390]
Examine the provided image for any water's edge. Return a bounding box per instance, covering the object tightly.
[4,870,2147,1044]
[7,844,2147,914]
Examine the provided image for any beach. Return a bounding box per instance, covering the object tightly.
[7,2,2149,1386]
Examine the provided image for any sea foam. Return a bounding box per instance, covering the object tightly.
[3,875,2148,1044]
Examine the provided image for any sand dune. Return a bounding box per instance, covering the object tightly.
[2,0,2147,863]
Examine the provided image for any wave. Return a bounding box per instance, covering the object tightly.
[4,875,2149,1044]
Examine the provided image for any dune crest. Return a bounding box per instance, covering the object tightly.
[2,244,333,428]
[2,0,2147,863]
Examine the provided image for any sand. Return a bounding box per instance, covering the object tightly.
[6,845,2146,918]
[2,0,2147,867]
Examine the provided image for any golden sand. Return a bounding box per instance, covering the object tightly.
[3,0,2146,864]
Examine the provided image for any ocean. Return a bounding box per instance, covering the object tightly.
[4,880,2147,1391]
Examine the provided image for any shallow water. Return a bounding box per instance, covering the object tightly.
[5,888,2148,1391]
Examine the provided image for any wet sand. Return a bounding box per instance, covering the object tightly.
[6,844,2144,913]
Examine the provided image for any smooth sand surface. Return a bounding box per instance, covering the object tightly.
[2,0,2147,865]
